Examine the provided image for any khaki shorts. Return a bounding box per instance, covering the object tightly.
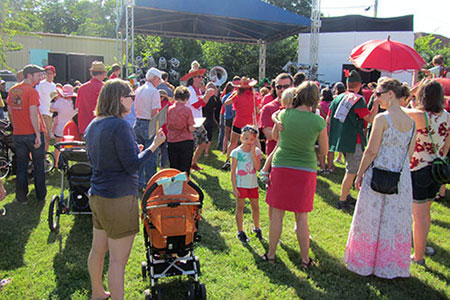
[42,114,52,135]
[89,194,139,239]
[343,146,363,174]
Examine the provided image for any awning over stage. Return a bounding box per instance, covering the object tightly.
[119,0,311,44]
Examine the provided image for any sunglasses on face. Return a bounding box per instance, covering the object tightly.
[194,75,203,79]
[242,126,258,134]
[124,94,135,101]
[375,90,389,97]
[276,84,290,90]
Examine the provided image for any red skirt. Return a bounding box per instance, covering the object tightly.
[265,167,316,213]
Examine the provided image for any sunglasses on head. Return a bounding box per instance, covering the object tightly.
[242,126,258,134]
[276,84,290,90]
[375,90,389,97]
[124,94,135,101]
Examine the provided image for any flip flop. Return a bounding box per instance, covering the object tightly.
[260,253,275,264]
[301,258,316,269]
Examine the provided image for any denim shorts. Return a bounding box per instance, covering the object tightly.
[411,165,441,202]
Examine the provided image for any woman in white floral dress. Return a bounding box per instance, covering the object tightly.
[344,78,416,278]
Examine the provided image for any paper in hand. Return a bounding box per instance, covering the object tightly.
[148,105,168,138]
[193,117,206,128]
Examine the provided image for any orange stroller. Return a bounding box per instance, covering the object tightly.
[140,169,206,300]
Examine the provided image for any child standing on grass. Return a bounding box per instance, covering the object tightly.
[230,124,262,242]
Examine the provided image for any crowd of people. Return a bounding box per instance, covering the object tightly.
[0,53,448,298]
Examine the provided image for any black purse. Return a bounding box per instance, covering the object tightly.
[370,121,415,195]
[424,112,450,185]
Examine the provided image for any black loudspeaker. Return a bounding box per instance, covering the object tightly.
[85,55,104,81]
[48,53,68,84]
[341,64,381,84]
[68,54,87,84]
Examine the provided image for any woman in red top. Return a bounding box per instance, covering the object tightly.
[222,77,257,169]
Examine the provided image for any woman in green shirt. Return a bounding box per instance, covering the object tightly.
[262,81,328,268]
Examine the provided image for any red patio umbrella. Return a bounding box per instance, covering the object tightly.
[349,36,426,72]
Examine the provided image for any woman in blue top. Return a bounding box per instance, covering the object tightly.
[85,79,165,300]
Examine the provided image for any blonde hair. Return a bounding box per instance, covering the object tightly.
[95,79,132,118]
[280,87,296,108]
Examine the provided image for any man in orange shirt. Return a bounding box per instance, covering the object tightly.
[7,64,47,204]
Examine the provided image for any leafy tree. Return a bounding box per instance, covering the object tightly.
[415,34,450,68]
[0,0,41,69]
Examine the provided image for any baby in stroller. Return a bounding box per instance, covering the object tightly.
[141,169,206,300]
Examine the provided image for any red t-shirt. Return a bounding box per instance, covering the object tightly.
[362,89,373,104]
[109,73,118,80]
[261,93,275,107]
[231,90,255,128]
[63,120,82,141]
[7,82,44,135]
[167,102,194,143]
[260,99,281,155]
[76,78,104,133]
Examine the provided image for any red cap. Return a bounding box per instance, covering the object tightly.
[44,65,56,73]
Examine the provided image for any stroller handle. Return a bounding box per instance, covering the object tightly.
[142,180,204,215]
[54,141,86,150]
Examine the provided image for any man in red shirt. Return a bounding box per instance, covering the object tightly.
[7,64,46,204]
[260,73,294,155]
[76,61,106,135]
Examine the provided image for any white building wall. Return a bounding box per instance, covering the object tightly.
[298,31,415,85]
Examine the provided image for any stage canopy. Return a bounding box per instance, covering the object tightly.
[118,0,311,44]
[117,0,311,79]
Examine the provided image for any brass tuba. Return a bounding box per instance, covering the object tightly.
[208,66,228,87]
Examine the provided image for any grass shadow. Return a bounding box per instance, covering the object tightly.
[315,177,354,215]
[243,242,326,299]
[426,240,450,269]
[0,196,45,270]
[191,172,249,213]
[50,214,93,299]
[431,219,450,230]
[198,217,229,253]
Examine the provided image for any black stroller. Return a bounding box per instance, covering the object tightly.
[0,119,55,178]
[48,141,92,232]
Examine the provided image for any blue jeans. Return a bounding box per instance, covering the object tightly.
[133,119,157,189]
[159,141,168,168]
[218,114,225,151]
[13,133,46,202]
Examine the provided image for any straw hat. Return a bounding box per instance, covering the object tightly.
[89,61,106,72]
[181,60,206,81]
[231,77,257,89]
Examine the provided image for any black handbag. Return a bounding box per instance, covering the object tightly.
[424,112,450,185]
[370,121,415,195]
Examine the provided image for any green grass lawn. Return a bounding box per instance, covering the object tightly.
[0,145,448,299]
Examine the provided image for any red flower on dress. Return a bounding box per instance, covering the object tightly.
[415,143,425,153]
[410,157,420,169]
[438,122,448,137]
[417,127,428,135]
[424,142,434,153]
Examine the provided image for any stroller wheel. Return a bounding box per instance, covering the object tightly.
[144,287,162,300]
[141,261,147,279]
[48,195,61,232]
[188,283,206,300]
[0,158,10,179]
